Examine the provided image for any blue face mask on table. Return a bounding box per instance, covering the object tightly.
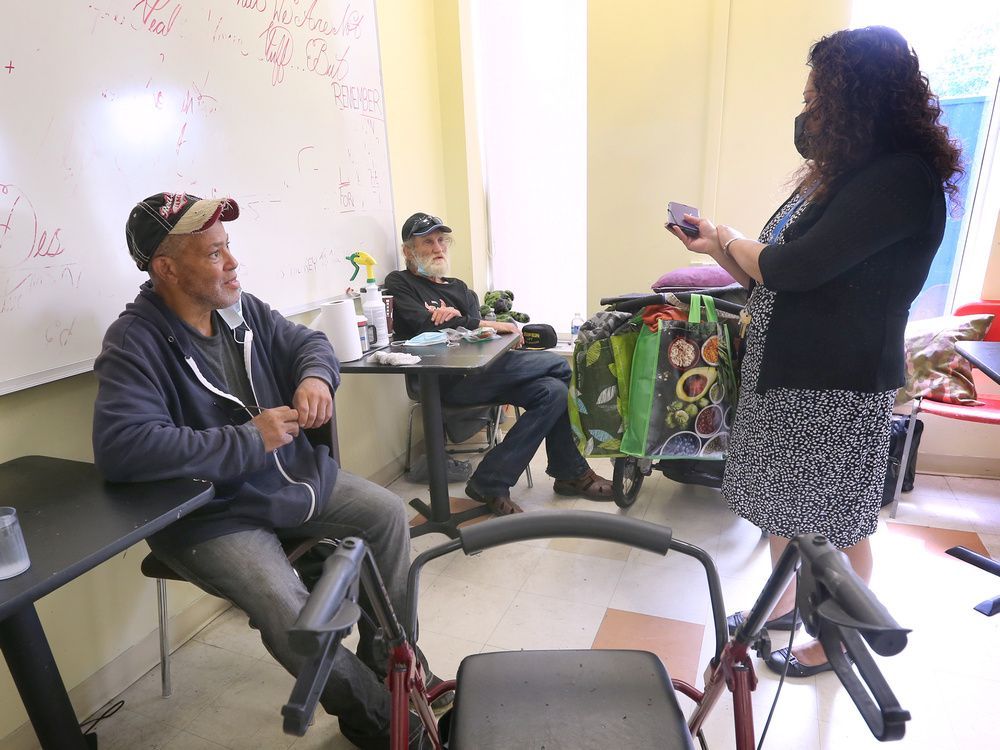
[405,331,448,346]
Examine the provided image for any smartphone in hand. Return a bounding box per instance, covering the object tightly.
[667,202,700,238]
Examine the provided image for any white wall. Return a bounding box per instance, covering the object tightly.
[474,0,586,331]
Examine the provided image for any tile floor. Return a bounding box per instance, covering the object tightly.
[73,451,1000,750]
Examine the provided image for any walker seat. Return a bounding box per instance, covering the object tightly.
[448,649,695,750]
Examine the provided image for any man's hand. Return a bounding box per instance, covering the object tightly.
[292,377,334,429]
[252,406,301,452]
[483,320,523,348]
[425,300,461,326]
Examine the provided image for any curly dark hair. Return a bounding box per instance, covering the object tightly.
[797,26,963,206]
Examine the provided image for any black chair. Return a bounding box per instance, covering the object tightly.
[403,374,533,487]
[140,413,340,698]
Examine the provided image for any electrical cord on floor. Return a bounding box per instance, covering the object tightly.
[755,570,799,750]
[79,699,124,736]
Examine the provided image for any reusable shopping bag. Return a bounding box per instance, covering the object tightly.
[568,317,639,457]
[621,294,737,460]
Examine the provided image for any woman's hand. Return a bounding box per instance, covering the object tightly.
[665,215,755,289]
[715,224,746,254]
[665,214,723,258]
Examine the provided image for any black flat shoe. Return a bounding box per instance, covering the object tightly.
[764,647,841,678]
[726,609,802,636]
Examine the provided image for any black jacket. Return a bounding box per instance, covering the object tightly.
[756,153,946,393]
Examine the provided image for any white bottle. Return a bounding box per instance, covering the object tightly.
[571,312,585,342]
[362,285,389,347]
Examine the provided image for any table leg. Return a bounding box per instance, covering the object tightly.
[409,372,490,539]
[0,605,94,749]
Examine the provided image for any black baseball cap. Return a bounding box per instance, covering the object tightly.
[126,192,240,271]
[401,212,452,242]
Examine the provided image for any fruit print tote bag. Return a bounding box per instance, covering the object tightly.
[621,294,737,460]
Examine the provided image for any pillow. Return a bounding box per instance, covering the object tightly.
[652,264,736,290]
[897,313,994,406]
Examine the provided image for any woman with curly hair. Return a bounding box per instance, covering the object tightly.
[667,25,962,677]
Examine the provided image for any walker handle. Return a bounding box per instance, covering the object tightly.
[459,511,673,556]
[796,534,909,656]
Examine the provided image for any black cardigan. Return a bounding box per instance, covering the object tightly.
[755,153,946,393]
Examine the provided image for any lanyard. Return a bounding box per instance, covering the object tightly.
[768,184,817,243]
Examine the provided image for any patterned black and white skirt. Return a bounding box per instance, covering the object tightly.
[722,283,893,549]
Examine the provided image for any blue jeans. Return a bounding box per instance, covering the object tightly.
[148,470,409,749]
[442,350,589,495]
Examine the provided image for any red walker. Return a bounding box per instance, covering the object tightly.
[282,511,910,749]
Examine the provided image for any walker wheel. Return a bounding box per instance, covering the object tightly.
[612,457,646,508]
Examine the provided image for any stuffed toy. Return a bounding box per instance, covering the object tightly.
[480,289,530,324]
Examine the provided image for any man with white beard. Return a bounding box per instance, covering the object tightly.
[385,212,612,516]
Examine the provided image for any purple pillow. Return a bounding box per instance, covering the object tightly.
[652,265,735,290]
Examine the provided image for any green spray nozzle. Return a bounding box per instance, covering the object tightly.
[346,251,378,285]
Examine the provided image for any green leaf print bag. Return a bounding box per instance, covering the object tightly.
[621,294,736,460]
[567,324,639,457]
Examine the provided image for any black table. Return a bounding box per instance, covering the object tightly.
[0,456,215,749]
[341,335,520,538]
[955,341,1000,384]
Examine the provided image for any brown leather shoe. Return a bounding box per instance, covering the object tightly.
[552,467,613,501]
[465,483,524,515]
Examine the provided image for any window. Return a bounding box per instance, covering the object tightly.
[852,0,1000,319]
[471,0,586,332]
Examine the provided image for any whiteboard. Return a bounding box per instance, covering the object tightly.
[0,0,396,395]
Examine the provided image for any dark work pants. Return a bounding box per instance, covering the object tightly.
[442,350,589,495]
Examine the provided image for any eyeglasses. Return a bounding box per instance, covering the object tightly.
[405,214,442,239]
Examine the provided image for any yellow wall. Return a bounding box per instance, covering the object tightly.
[587,0,850,314]
[587,1,713,311]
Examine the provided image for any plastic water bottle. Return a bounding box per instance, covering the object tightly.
[570,312,585,342]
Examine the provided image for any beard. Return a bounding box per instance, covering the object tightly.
[419,257,449,277]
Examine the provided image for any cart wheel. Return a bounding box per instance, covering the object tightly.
[612,457,645,508]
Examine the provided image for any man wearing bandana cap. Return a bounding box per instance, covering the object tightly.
[93,192,447,748]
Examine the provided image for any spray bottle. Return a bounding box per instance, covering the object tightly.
[347,251,389,347]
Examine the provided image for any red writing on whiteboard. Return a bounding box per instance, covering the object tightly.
[0,185,67,266]
[338,169,354,211]
[45,317,76,347]
[260,21,293,85]
[0,266,80,315]
[132,0,181,37]
[236,0,268,12]
[180,78,219,115]
[271,0,361,38]
[305,39,349,84]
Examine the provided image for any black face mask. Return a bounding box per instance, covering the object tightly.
[794,111,813,159]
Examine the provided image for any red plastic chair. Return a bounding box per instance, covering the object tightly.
[889,300,1000,518]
